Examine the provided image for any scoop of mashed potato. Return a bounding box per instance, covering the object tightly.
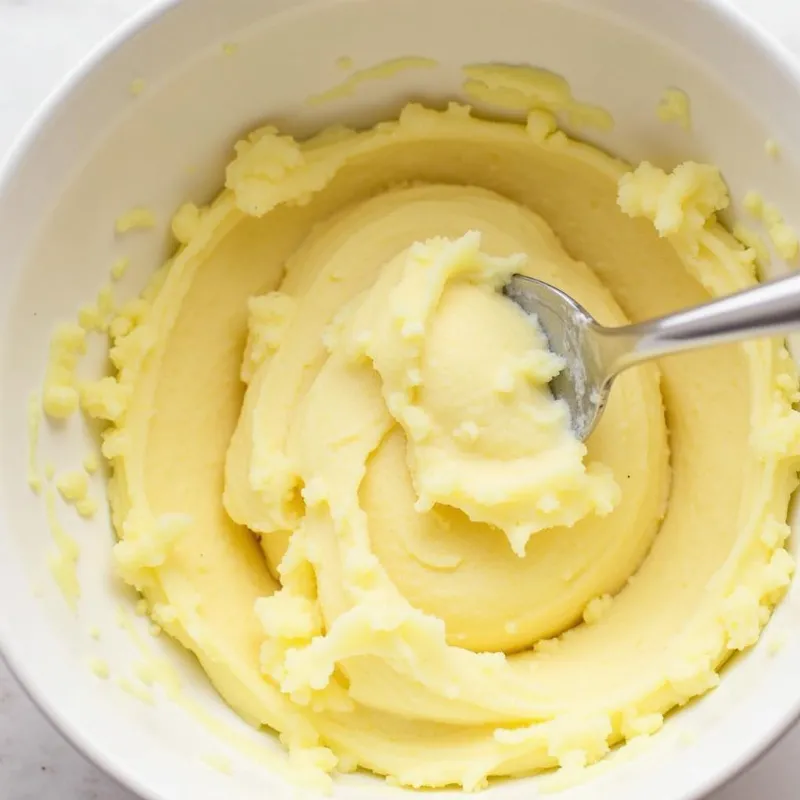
[77,101,798,791]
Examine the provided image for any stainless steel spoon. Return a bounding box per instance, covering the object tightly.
[503,272,800,440]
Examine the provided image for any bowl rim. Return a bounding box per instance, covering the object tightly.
[1,0,800,798]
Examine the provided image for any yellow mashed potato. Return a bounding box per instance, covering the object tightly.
[79,101,800,790]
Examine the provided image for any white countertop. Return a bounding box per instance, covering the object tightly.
[2,1,800,798]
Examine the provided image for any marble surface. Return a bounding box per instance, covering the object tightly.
[2,0,800,797]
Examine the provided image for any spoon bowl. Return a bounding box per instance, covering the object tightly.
[503,275,609,440]
[504,271,800,440]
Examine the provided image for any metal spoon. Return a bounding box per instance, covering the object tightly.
[503,272,800,440]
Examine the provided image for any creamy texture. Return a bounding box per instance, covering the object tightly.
[111,257,130,281]
[58,97,800,790]
[44,488,80,609]
[115,206,156,233]
[55,469,98,518]
[742,190,799,261]
[733,222,771,268]
[307,57,439,106]
[657,88,691,130]
[463,64,614,131]
[42,323,87,418]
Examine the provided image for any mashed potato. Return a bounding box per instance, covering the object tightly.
[71,97,799,790]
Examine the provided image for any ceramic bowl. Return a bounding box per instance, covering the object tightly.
[2,1,800,798]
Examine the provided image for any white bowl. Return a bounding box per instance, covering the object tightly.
[2,1,800,798]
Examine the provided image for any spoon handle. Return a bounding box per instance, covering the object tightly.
[600,271,800,375]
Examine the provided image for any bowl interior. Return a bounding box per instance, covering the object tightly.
[2,1,800,799]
